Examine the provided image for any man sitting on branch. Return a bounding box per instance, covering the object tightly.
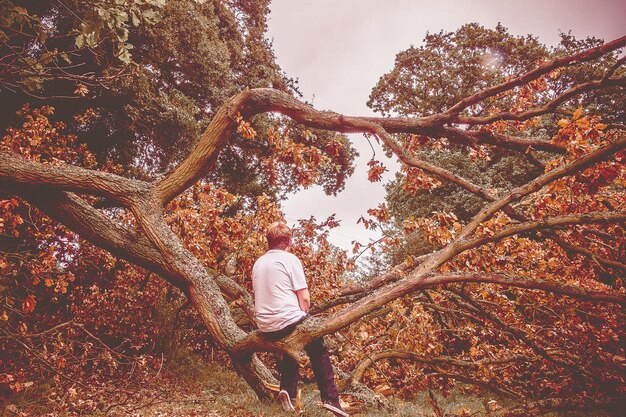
[252,222,349,417]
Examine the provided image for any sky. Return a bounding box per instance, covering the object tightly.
[266,0,626,251]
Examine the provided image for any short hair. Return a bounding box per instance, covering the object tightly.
[266,221,292,249]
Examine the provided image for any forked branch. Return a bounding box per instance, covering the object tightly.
[2,36,625,400]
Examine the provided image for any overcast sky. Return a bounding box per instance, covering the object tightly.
[266,0,626,251]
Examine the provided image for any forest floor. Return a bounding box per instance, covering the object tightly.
[1,355,614,417]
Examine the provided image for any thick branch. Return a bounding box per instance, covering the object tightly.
[423,272,626,306]
[456,211,626,256]
[215,274,256,325]
[152,87,570,204]
[443,35,626,118]
[155,90,250,205]
[349,350,525,398]
[154,39,624,206]
[301,140,625,338]
[457,137,626,241]
[0,151,149,205]
[368,127,505,200]
[233,269,624,357]
[318,157,623,314]
[458,76,626,125]
[3,187,179,286]
[439,126,566,153]
[127,196,249,347]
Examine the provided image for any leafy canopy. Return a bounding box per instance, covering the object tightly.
[0,0,356,199]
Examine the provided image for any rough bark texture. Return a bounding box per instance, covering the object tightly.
[1,36,625,406]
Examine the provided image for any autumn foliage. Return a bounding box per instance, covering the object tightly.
[0,7,625,417]
[342,110,625,401]
[0,106,349,406]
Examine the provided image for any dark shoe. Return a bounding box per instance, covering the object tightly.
[278,389,295,412]
[323,400,349,417]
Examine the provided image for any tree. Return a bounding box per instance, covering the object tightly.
[1,13,625,415]
[0,0,355,198]
[369,24,624,265]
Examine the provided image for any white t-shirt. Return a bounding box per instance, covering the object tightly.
[252,249,308,332]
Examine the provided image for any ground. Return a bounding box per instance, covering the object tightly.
[1,355,614,417]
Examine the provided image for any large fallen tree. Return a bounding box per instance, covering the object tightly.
[1,32,625,414]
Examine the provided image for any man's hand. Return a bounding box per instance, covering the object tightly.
[296,288,310,313]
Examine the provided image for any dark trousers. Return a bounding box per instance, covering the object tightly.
[261,318,340,403]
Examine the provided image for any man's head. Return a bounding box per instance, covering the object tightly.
[266,221,292,250]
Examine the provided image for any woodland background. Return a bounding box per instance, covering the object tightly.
[0,1,624,416]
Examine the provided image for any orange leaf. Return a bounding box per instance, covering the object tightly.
[573,107,583,120]
[557,118,570,128]
[74,84,88,96]
[22,295,36,313]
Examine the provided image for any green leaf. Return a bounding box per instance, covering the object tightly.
[75,33,84,48]
[59,52,71,64]
[40,52,52,65]
[117,45,132,64]
[97,7,110,21]
[142,9,157,24]
[22,76,43,91]
[131,11,140,27]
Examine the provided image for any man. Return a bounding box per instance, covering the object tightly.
[252,222,349,417]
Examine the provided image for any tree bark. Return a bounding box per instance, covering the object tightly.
[1,36,625,401]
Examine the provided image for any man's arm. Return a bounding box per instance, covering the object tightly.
[296,288,310,313]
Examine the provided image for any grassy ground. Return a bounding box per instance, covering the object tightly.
[1,355,616,417]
